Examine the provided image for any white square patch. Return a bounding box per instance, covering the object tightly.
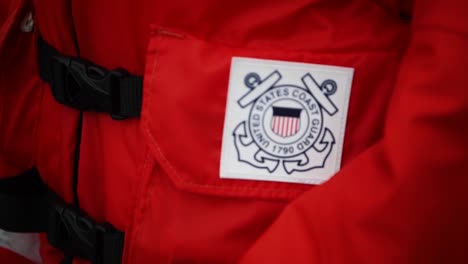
[220,57,354,185]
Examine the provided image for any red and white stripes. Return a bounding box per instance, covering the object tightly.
[271,116,300,138]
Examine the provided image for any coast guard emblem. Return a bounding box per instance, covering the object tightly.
[220,57,354,185]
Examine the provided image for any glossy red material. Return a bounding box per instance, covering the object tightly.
[1,0,467,263]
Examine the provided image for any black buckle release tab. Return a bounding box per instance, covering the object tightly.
[47,201,119,263]
[50,55,129,119]
[38,36,143,119]
[0,168,124,264]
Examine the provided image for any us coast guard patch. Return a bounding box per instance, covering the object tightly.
[220,57,354,185]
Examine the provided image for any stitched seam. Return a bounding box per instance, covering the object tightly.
[128,36,162,264]
[157,26,403,55]
[127,151,154,264]
[146,118,298,193]
[142,34,302,196]
[124,149,150,229]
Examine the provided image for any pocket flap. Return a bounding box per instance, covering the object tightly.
[140,27,392,200]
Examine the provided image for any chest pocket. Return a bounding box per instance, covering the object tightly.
[140,26,403,201]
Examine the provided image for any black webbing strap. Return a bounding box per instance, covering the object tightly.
[0,169,49,232]
[0,169,124,264]
[38,36,143,119]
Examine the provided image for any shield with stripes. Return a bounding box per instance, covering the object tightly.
[270,106,302,138]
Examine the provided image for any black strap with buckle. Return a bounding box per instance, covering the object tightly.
[0,169,124,264]
[38,36,143,119]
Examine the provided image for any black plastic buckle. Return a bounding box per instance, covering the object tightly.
[50,56,129,119]
[47,202,116,263]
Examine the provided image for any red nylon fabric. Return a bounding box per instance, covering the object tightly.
[1,0,467,263]
[0,247,33,264]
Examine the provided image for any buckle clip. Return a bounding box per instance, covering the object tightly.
[47,202,115,262]
[50,56,129,119]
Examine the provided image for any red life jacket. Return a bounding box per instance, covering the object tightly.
[1,0,467,263]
